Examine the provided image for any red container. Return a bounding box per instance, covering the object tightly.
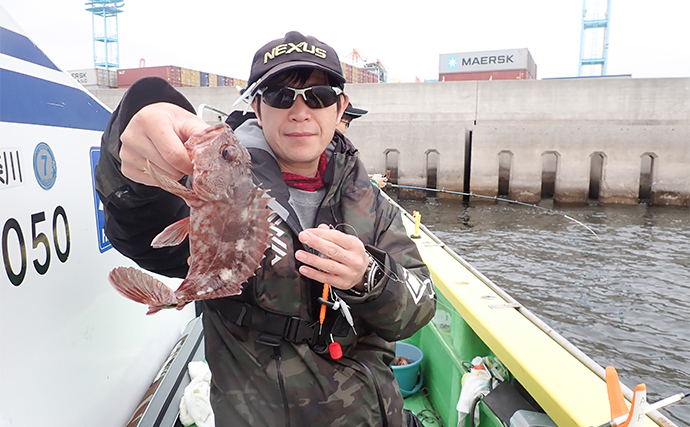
[439,69,533,82]
[117,66,182,88]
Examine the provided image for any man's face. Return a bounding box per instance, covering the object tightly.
[335,116,351,134]
[252,70,348,176]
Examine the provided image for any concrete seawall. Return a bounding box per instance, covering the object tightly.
[91,77,690,206]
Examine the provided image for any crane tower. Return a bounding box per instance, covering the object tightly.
[85,0,124,69]
[579,0,611,76]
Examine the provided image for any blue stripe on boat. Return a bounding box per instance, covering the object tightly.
[0,68,111,131]
[0,26,60,71]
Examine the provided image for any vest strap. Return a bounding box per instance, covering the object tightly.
[217,300,317,345]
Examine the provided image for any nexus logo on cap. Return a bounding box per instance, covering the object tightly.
[264,42,327,64]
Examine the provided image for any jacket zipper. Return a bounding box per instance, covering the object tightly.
[273,347,291,427]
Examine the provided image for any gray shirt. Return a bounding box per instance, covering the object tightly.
[288,187,327,230]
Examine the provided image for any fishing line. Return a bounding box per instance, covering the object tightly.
[386,183,601,241]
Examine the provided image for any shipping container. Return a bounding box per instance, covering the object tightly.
[70,68,117,87]
[225,77,234,87]
[200,72,209,87]
[181,68,192,86]
[209,73,217,87]
[181,68,202,87]
[341,62,353,83]
[439,48,537,79]
[363,69,377,83]
[108,69,118,88]
[439,69,532,82]
[117,66,181,88]
[191,70,201,87]
[233,78,248,88]
[216,75,225,86]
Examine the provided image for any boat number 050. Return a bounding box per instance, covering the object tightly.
[2,206,71,286]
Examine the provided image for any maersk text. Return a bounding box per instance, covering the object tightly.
[462,55,514,66]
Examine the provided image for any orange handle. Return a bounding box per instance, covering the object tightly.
[319,283,330,325]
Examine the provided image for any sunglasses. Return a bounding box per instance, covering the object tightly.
[257,85,343,109]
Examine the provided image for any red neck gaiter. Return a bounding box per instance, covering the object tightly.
[282,152,328,192]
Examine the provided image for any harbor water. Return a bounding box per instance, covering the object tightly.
[394,195,690,426]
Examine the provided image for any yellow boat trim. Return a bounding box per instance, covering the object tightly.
[399,211,660,427]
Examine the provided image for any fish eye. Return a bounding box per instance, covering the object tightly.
[221,146,232,160]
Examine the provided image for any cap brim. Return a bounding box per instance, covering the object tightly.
[252,60,346,93]
[345,106,368,117]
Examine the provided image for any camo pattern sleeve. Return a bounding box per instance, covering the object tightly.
[324,138,436,342]
[94,77,196,278]
[342,197,436,342]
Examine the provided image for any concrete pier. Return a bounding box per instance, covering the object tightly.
[91,77,690,206]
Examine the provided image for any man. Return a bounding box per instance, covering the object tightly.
[96,31,435,427]
[336,102,368,134]
[335,102,386,188]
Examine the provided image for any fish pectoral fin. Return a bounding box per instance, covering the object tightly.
[145,160,198,202]
[152,217,190,248]
[108,267,178,314]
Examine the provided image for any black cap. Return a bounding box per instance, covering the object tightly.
[344,102,368,119]
[247,31,345,93]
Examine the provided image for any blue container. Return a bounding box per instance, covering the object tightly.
[391,342,424,396]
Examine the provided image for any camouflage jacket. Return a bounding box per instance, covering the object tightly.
[95,77,436,427]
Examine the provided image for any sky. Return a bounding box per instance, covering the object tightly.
[2,0,689,83]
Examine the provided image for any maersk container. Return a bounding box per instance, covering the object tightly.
[70,68,116,87]
[117,66,182,88]
[439,69,533,82]
[439,48,537,78]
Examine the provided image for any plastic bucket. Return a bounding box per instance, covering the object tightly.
[391,342,424,395]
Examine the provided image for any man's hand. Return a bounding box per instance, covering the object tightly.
[295,224,369,292]
[119,103,208,186]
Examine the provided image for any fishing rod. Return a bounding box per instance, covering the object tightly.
[594,390,690,427]
[386,183,601,241]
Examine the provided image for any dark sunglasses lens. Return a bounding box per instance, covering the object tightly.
[304,86,338,109]
[262,87,295,109]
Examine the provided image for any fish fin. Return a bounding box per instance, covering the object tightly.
[145,160,198,202]
[254,187,274,209]
[194,182,217,201]
[152,217,190,248]
[606,366,630,419]
[108,267,178,314]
